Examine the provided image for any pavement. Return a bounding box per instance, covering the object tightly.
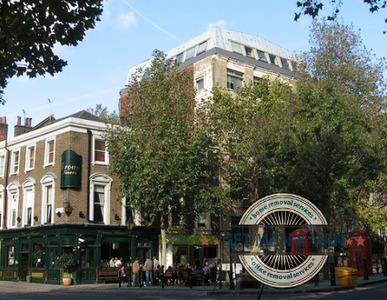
[0,273,386,296]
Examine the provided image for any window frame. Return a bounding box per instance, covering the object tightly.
[22,178,36,227]
[25,143,36,172]
[185,46,195,61]
[197,41,207,55]
[89,173,112,225]
[0,154,6,178]
[41,173,56,225]
[230,41,243,54]
[92,135,109,165]
[227,69,244,90]
[10,148,20,175]
[7,182,20,228]
[196,77,204,91]
[44,138,56,167]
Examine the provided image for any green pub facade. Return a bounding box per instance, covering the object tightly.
[0,112,158,284]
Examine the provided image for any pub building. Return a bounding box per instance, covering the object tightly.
[0,112,158,284]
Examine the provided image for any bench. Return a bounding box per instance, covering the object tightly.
[98,268,126,283]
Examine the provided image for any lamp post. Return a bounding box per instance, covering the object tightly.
[126,216,135,287]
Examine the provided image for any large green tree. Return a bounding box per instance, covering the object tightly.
[0,0,104,104]
[207,21,386,234]
[107,50,224,266]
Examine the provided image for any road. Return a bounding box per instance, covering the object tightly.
[0,282,386,300]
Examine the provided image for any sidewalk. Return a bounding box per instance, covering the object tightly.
[0,273,386,295]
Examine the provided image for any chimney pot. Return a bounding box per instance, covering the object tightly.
[17,116,21,125]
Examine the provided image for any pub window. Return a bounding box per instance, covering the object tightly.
[89,173,112,225]
[25,144,35,171]
[94,185,105,223]
[93,137,108,165]
[227,69,244,90]
[0,155,5,177]
[41,173,56,225]
[22,179,35,227]
[7,246,15,266]
[10,149,20,174]
[44,138,55,167]
[7,185,19,228]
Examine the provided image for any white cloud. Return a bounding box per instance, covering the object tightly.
[118,11,137,29]
[207,20,226,31]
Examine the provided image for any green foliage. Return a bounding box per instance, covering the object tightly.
[57,252,76,273]
[207,21,386,234]
[0,0,104,104]
[206,78,295,204]
[90,104,119,123]
[107,50,224,229]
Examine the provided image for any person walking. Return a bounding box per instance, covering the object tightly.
[144,257,153,286]
[132,259,140,287]
[118,266,126,288]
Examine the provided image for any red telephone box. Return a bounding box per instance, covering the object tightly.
[291,229,317,254]
[348,230,372,276]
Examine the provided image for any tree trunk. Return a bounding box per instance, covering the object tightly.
[160,217,167,268]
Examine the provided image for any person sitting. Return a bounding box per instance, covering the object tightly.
[203,261,211,285]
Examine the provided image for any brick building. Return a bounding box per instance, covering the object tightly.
[119,27,297,269]
[0,111,158,284]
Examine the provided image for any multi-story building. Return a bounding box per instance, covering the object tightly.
[0,111,158,284]
[119,27,297,269]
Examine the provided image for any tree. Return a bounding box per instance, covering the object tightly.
[0,0,104,104]
[207,21,386,234]
[294,0,387,33]
[206,78,295,204]
[279,21,386,227]
[107,50,224,266]
[89,104,119,123]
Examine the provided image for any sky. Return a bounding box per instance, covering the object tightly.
[1,0,386,137]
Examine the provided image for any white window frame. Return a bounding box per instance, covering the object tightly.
[40,173,56,225]
[10,148,20,175]
[44,138,56,167]
[0,154,6,178]
[0,185,4,229]
[89,173,112,225]
[25,143,36,172]
[22,178,36,227]
[92,135,109,165]
[6,181,20,228]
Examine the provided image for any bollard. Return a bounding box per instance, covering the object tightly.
[363,259,369,280]
[330,263,336,286]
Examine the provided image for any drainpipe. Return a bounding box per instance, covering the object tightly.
[3,139,9,229]
[87,130,92,221]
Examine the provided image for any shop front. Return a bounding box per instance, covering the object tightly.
[164,234,219,268]
[0,223,158,284]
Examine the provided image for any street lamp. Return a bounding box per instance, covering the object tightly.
[126,215,135,287]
